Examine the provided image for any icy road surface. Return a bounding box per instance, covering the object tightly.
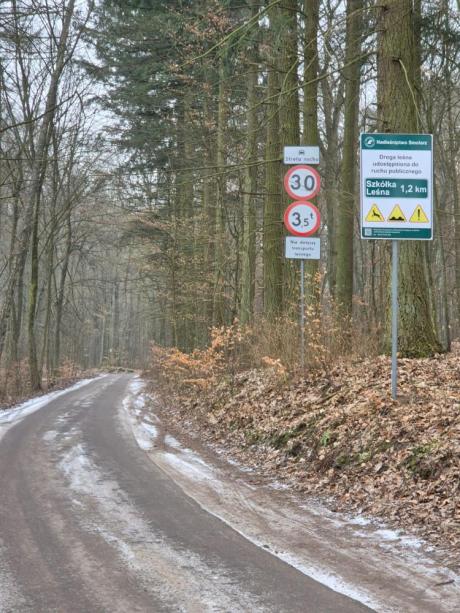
[0,374,457,612]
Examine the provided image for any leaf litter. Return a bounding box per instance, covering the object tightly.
[146,343,460,568]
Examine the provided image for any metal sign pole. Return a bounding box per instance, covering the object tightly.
[391,240,399,399]
[282,150,321,372]
[300,259,305,369]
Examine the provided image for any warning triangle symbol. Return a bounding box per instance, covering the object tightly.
[409,205,429,223]
[388,204,406,222]
[365,204,385,222]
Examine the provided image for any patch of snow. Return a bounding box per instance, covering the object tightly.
[267,480,291,491]
[155,460,381,611]
[59,443,93,492]
[152,438,459,613]
[348,521,425,552]
[42,430,59,442]
[133,421,158,451]
[276,552,380,611]
[161,452,216,484]
[164,435,182,449]
[0,376,106,438]
[135,430,156,451]
[141,422,158,438]
[369,528,423,550]
[128,377,145,395]
[133,394,146,410]
[399,536,424,550]
[347,516,372,527]
[224,456,255,473]
[375,528,401,541]
[59,440,270,612]
[122,394,158,451]
[296,503,427,554]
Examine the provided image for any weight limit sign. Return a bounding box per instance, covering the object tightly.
[284,201,321,237]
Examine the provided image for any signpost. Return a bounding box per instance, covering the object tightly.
[360,133,434,399]
[283,154,321,369]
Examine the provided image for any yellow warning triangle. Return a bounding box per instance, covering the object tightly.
[365,204,385,222]
[388,204,406,222]
[409,205,429,223]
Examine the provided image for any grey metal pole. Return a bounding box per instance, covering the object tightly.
[300,259,305,369]
[391,240,399,400]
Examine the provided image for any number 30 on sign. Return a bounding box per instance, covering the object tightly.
[284,165,321,200]
[284,201,321,237]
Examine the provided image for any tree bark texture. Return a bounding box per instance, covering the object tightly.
[377,0,441,357]
[239,0,259,325]
[263,6,283,318]
[335,0,363,318]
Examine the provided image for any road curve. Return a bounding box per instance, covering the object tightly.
[0,374,372,613]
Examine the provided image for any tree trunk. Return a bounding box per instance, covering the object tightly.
[303,0,321,308]
[212,55,228,327]
[377,0,441,357]
[54,210,72,372]
[335,0,363,318]
[279,0,300,312]
[26,0,76,389]
[239,0,258,326]
[263,7,283,318]
[202,91,216,342]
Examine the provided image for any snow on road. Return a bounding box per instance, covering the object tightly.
[0,374,458,613]
[57,415,271,611]
[123,376,460,613]
[1,375,281,612]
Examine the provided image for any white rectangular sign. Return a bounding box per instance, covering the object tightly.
[284,146,320,165]
[285,237,320,259]
[360,133,433,240]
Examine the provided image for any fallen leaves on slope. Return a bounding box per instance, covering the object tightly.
[147,345,460,558]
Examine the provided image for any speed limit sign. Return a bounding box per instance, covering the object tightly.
[284,165,321,200]
[284,201,321,237]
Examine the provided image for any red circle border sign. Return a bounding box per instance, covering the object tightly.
[283,165,321,200]
[284,200,321,237]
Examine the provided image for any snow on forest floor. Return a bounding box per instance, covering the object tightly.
[0,375,106,439]
[123,376,460,613]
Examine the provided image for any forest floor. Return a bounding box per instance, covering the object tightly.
[146,343,460,568]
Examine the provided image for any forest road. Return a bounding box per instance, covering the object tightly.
[0,374,373,613]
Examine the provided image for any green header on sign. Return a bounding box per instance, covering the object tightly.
[361,133,432,151]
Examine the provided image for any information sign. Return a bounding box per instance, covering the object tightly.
[360,133,433,240]
[284,146,320,165]
[284,201,320,237]
[285,237,320,260]
[284,165,321,201]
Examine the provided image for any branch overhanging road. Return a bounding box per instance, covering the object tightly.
[0,374,457,613]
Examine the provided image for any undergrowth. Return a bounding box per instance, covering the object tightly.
[0,358,84,407]
[148,312,381,393]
